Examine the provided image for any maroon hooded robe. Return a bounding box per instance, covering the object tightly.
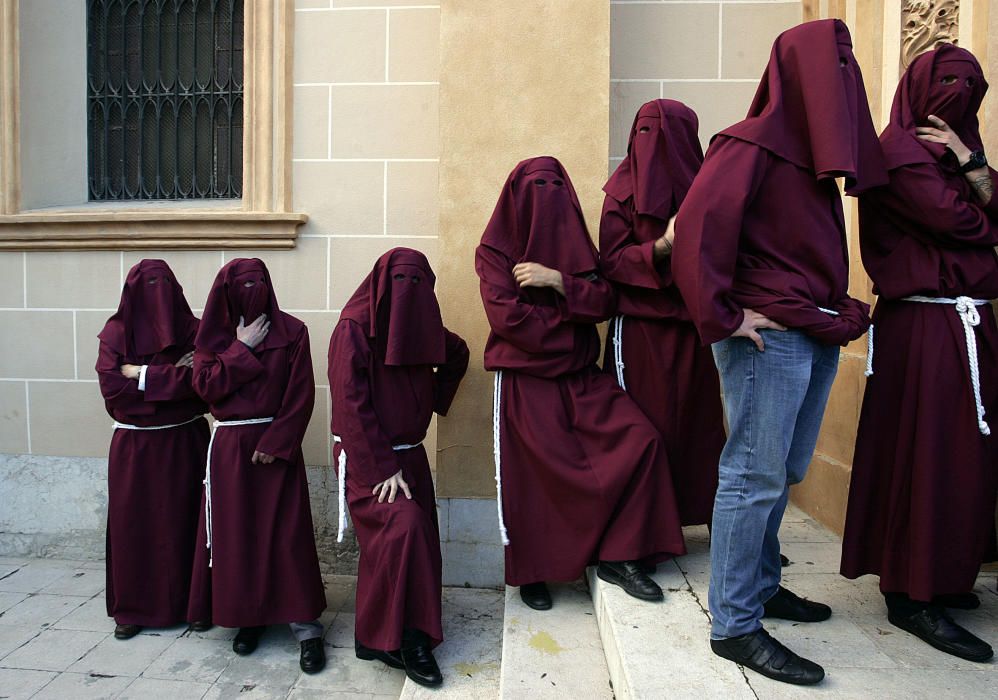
[674,19,887,347]
[840,46,998,600]
[600,99,724,526]
[98,260,209,627]
[477,156,686,586]
[187,259,325,627]
[329,248,469,652]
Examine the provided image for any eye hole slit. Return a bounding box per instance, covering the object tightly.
[393,273,407,281]
[638,126,651,133]
[535,179,547,186]
[553,179,564,187]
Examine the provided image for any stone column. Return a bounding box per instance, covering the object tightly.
[434,1,610,500]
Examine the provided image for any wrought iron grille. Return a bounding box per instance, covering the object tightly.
[87,0,244,201]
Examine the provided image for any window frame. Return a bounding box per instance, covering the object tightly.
[0,0,306,251]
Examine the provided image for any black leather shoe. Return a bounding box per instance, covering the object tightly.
[356,640,405,669]
[519,582,553,611]
[597,561,663,602]
[232,626,265,655]
[889,605,993,662]
[711,628,825,686]
[780,553,790,567]
[114,624,142,640]
[402,629,443,687]
[763,586,831,622]
[933,592,981,610]
[188,621,213,633]
[299,637,326,674]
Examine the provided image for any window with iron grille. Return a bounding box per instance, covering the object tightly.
[87,0,244,201]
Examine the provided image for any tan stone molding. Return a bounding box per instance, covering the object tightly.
[901,0,960,68]
[0,0,306,250]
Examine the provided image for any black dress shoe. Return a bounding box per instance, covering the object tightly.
[401,629,443,687]
[889,605,994,662]
[711,628,825,686]
[597,561,663,602]
[519,582,553,611]
[232,626,265,655]
[114,624,142,640]
[188,621,213,633]
[933,592,981,610]
[355,640,405,669]
[299,637,326,674]
[780,553,790,567]
[763,586,831,622]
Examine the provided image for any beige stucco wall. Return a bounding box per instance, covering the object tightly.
[434,0,611,498]
[0,1,442,472]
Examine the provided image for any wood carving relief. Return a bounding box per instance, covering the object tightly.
[902,0,960,68]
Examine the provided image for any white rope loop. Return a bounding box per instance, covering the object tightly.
[492,370,510,546]
[204,417,275,567]
[865,325,875,378]
[612,315,627,390]
[901,295,990,436]
[332,435,424,544]
[112,415,203,431]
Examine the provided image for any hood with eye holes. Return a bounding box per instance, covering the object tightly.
[480,156,598,276]
[878,43,987,171]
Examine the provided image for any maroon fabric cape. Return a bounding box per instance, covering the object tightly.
[98,260,208,627]
[673,19,885,346]
[600,100,723,526]
[840,46,998,599]
[329,248,468,651]
[187,259,325,627]
[478,157,686,585]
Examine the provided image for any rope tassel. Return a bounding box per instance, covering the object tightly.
[612,315,627,390]
[493,370,510,546]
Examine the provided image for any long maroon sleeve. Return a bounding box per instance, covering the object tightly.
[673,139,768,344]
[254,326,315,462]
[97,341,156,418]
[434,329,469,416]
[328,320,400,486]
[599,197,671,290]
[193,340,266,405]
[872,163,998,248]
[143,364,198,402]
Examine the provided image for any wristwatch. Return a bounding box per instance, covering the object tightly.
[960,150,988,173]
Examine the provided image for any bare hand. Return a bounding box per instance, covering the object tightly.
[236,314,270,349]
[512,262,566,296]
[120,364,141,380]
[916,115,972,164]
[251,450,276,465]
[372,470,412,504]
[653,216,677,262]
[732,309,787,351]
[174,351,194,369]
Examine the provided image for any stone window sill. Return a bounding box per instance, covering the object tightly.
[0,209,308,250]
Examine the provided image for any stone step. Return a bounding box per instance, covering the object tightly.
[589,528,757,700]
[499,581,613,700]
[399,586,504,699]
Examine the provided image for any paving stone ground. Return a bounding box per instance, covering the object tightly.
[590,506,998,699]
[0,558,501,700]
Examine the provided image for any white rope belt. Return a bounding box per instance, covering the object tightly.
[112,415,203,431]
[866,296,991,436]
[492,370,510,546]
[611,315,627,390]
[204,417,274,567]
[331,435,423,543]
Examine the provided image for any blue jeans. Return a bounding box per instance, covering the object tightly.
[708,330,839,639]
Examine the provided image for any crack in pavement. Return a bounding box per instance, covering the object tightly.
[676,561,760,700]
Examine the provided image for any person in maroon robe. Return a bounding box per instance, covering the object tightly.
[328,248,469,688]
[673,20,887,685]
[840,45,997,663]
[97,259,209,640]
[186,258,327,674]
[477,155,686,612]
[601,99,724,527]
